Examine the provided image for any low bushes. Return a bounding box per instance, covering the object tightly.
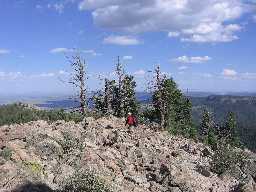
[0,103,83,126]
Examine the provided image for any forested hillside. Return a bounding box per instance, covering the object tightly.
[191,95,256,151]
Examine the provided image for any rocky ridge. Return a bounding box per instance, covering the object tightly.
[0,116,255,192]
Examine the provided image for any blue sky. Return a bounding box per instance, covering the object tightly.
[0,0,256,95]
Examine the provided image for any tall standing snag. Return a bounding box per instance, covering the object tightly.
[115,56,125,117]
[151,65,194,137]
[68,52,88,116]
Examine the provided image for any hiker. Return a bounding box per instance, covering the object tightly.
[125,112,137,129]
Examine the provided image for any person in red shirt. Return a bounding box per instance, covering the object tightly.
[125,112,138,129]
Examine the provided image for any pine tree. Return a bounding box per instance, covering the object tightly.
[224,112,241,147]
[200,110,218,148]
[152,66,194,137]
[121,75,138,116]
[104,79,116,115]
[200,110,212,141]
[93,56,138,118]
[93,79,117,115]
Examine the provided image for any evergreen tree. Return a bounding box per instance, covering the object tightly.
[224,112,241,147]
[121,75,138,116]
[152,66,194,137]
[104,79,116,114]
[93,56,138,118]
[200,110,211,140]
[93,91,105,114]
[93,79,117,115]
[115,56,125,117]
[200,110,218,148]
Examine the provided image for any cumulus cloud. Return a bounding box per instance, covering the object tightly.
[172,56,212,64]
[50,48,101,56]
[0,49,10,55]
[123,55,133,60]
[181,23,242,43]
[103,35,141,45]
[221,69,256,80]
[222,68,238,77]
[79,0,250,43]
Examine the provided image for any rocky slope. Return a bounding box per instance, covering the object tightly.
[0,116,255,192]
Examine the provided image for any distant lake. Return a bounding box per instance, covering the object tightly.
[36,99,81,109]
[35,93,152,109]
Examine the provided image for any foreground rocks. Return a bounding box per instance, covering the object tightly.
[0,116,255,192]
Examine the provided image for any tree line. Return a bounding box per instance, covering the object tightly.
[69,52,241,150]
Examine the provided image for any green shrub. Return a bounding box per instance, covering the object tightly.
[0,103,83,126]
[59,171,112,192]
[210,140,246,175]
[60,132,80,154]
[0,147,12,160]
[23,161,45,176]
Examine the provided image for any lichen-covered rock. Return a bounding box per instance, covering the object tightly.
[0,117,255,192]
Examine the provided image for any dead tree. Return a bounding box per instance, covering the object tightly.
[115,56,125,117]
[67,52,88,116]
[153,65,168,128]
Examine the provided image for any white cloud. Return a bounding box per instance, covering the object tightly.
[79,0,250,43]
[178,66,188,70]
[123,55,133,60]
[168,32,180,37]
[82,49,101,56]
[29,72,56,78]
[0,49,10,55]
[50,48,73,54]
[50,48,101,56]
[172,56,212,64]
[47,3,65,13]
[53,3,65,13]
[39,73,55,77]
[58,70,69,75]
[221,70,256,80]
[181,23,242,43]
[222,68,238,77]
[134,69,146,76]
[0,72,22,80]
[103,35,141,45]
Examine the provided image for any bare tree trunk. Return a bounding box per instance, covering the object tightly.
[104,79,112,114]
[155,65,165,128]
[116,56,125,117]
[68,52,88,117]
